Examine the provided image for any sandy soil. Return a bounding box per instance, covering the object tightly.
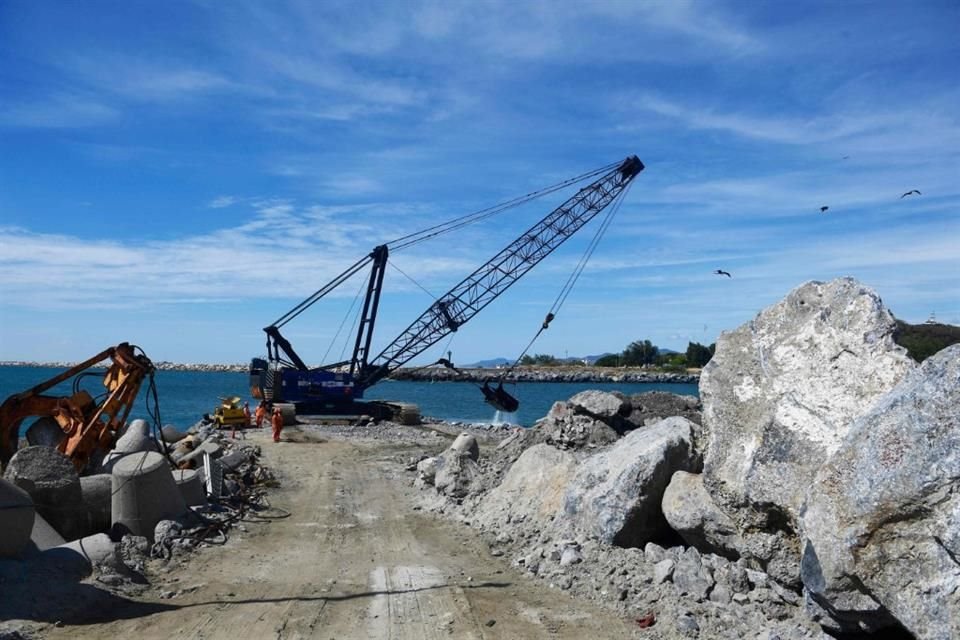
[41,425,639,640]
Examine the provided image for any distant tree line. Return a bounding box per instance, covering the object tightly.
[593,340,715,369]
[517,340,716,369]
[894,320,960,362]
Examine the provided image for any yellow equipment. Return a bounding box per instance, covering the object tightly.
[213,396,247,429]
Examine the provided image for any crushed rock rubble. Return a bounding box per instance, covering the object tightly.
[409,278,954,640]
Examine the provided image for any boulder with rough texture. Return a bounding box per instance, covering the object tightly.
[662,471,742,559]
[568,390,629,421]
[3,445,83,539]
[0,478,35,557]
[700,277,915,585]
[626,391,702,429]
[561,416,699,547]
[534,401,619,450]
[801,345,960,638]
[672,546,714,601]
[434,453,479,499]
[473,444,578,530]
[415,456,442,486]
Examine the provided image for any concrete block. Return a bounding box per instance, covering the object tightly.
[173,469,206,506]
[25,416,65,448]
[42,533,116,576]
[450,433,480,461]
[3,445,83,540]
[30,511,66,551]
[80,474,113,533]
[111,451,187,541]
[0,478,35,557]
[100,419,160,475]
[161,425,188,443]
[218,450,250,471]
[177,441,222,468]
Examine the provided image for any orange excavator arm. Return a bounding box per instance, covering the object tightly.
[0,343,155,472]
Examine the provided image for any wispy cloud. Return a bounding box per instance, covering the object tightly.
[208,196,238,209]
[0,93,118,129]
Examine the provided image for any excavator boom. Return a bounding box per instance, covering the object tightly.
[0,342,155,471]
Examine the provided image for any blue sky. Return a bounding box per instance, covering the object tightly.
[1,0,957,366]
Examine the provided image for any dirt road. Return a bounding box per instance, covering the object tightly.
[45,427,637,639]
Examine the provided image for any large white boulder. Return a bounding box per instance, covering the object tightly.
[801,345,960,638]
[561,416,699,547]
[473,443,578,530]
[700,277,915,584]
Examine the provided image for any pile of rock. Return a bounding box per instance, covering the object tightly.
[1,417,272,584]
[414,277,959,639]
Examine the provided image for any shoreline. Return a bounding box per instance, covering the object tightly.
[0,361,700,383]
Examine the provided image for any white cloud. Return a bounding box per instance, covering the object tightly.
[208,196,238,209]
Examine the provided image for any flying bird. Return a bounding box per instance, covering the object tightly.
[900,190,921,199]
[842,156,850,160]
[713,269,732,278]
[820,206,829,213]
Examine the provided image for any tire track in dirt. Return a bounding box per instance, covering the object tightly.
[44,432,637,639]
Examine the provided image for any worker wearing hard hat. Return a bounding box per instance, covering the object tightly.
[271,407,283,443]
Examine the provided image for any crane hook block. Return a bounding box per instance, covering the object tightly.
[542,312,555,330]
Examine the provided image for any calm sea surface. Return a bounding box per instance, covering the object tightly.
[0,365,698,435]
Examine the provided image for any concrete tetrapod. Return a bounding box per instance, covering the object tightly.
[172,469,207,507]
[0,478,35,557]
[80,474,113,534]
[111,451,187,541]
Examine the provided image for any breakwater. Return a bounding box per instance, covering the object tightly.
[389,366,699,384]
[0,361,699,384]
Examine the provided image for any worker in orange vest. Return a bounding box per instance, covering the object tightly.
[271,407,283,443]
[254,401,267,429]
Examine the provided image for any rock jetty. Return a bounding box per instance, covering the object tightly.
[391,366,698,384]
[412,277,959,639]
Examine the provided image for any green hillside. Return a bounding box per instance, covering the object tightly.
[894,320,960,362]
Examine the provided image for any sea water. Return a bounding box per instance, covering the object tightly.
[0,366,698,436]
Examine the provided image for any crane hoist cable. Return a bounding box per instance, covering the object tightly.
[386,161,620,252]
[493,180,634,387]
[320,275,368,366]
[424,180,636,413]
[269,161,617,331]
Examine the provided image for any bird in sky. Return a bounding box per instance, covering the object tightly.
[900,190,921,198]
[842,156,850,160]
[820,206,829,213]
[713,269,732,278]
